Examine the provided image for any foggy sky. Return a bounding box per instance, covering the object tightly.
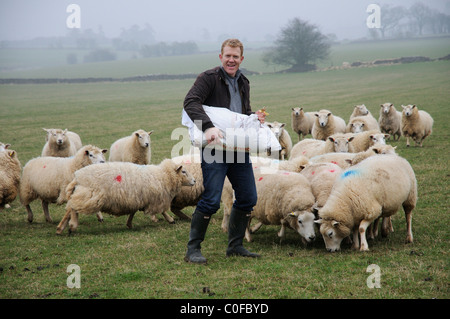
[1,0,449,42]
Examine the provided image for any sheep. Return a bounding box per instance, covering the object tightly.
[312,109,346,140]
[221,156,311,233]
[346,116,380,133]
[290,133,354,159]
[20,145,107,223]
[378,103,402,141]
[222,170,316,244]
[348,130,389,153]
[0,142,11,152]
[316,154,417,252]
[300,162,342,210]
[291,107,315,141]
[401,104,433,147]
[170,153,203,221]
[56,159,196,234]
[109,129,154,164]
[309,152,355,169]
[266,121,292,160]
[0,150,21,210]
[346,144,397,166]
[349,104,375,120]
[41,128,82,157]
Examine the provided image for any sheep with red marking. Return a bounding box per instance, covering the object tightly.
[56,159,196,234]
[316,154,417,252]
[109,129,153,164]
[401,104,433,147]
[300,162,342,210]
[41,128,82,157]
[312,110,346,141]
[0,150,21,210]
[291,107,315,141]
[20,145,107,223]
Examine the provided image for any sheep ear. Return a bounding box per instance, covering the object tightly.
[176,165,183,173]
[328,136,335,142]
[8,150,15,158]
[393,146,397,150]
[135,132,140,137]
[300,107,303,111]
[372,147,380,154]
[299,165,307,170]
[288,211,297,217]
[345,159,353,164]
[412,105,416,109]
[280,123,286,128]
[384,134,390,139]
[314,219,323,225]
[401,105,406,109]
[314,113,319,117]
[291,107,295,111]
[5,143,11,149]
[332,221,340,227]
[148,130,154,135]
[390,103,393,107]
[102,149,108,154]
[347,136,355,142]
[327,112,332,117]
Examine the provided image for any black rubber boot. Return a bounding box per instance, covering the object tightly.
[184,210,211,264]
[226,207,261,258]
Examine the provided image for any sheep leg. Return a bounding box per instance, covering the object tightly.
[221,206,231,232]
[96,212,104,222]
[277,222,286,238]
[56,208,72,235]
[351,228,360,250]
[126,212,136,229]
[381,217,390,237]
[359,219,372,251]
[250,222,263,233]
[42,200,53,223]
[245,227,252,242]
[25,204,34,223]
[406,136,410,147]
[404,206,414,243]
[68,209,79,235]
[170,207,191,220]
[161,211,175,224]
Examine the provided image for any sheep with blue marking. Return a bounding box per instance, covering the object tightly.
[316,154,417,252]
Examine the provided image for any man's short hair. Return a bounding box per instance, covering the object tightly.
[221,38,244,56]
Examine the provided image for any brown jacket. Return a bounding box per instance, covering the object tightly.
[183,66,253,132]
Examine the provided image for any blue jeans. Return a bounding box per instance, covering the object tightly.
[196,149,257,216]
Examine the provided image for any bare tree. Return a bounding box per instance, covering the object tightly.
[379,5,408,38]
[409,2,432,36]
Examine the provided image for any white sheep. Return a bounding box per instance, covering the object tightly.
[346,116,380,133]
[312,110,346,140]
[300,162,342,210]
[109,129,154,164]
[346,144,397,166]
[0,150,21,210]
[291,107,315,141]
[224,170,316,244]
[266,121,292,160]
[20,145,107,223]
[56,159,196,234]
[401,104,433,147]
[348,130,389,153]
[316,154,417,252]
[309,152,355,169]
[0,142,11,152]
[41,128,82,157]
[349,104,375,120]
[290,133,354,159]
[378,103,402,141]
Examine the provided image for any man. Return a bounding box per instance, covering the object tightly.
[183,39,265,264]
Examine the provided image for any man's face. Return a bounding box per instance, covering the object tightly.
[219,45,244,77]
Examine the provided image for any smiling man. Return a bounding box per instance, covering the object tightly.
[183,39,265,264]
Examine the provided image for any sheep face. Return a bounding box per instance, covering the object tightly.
[177,165,196,186]
[349,121,365,133]
[329,136,354,152]
[316,219,351,252]
[45,128,68,146]
[402,104,416,117]
[369,133,388,145]
[135,130,153,148]
[315,112,331,127]
[354,104,369,116]
[86,148,107,164]
[266,121,285,139]
[291,107,302,116]
[381,103,394,114]
[286,211,316,243]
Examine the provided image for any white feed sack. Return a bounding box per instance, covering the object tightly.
[182,105,281,153]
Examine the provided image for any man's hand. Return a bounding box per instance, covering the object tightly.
[256,108,268,124]
[204,127,223,145]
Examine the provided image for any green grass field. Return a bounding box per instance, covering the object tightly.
[0,39,449,300]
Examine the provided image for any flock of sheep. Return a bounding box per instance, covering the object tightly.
[0,102,433,252]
